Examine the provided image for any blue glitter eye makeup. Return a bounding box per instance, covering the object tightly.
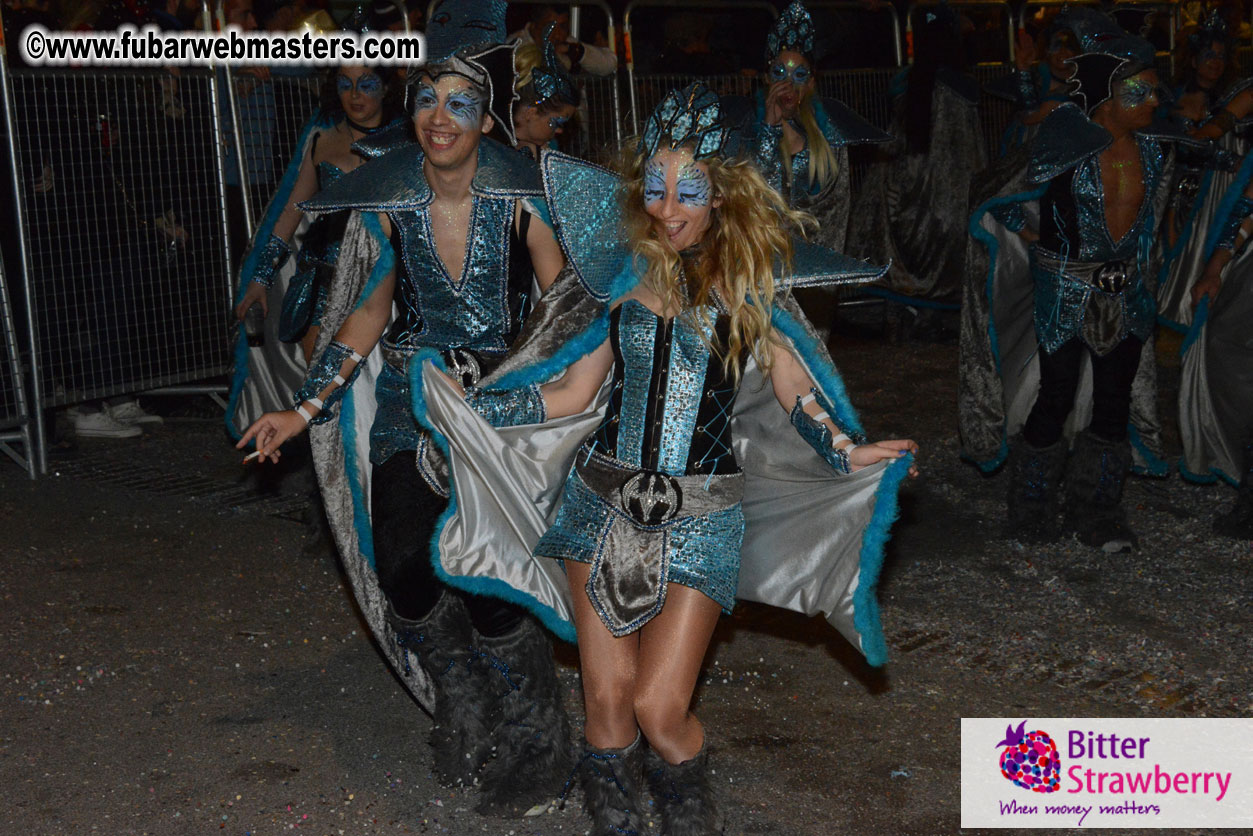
[1118,77,1156,108]
[356,74,383,97]
[768,61,811,84]
[548,114,570,131]
[644,158,665,205]
[411,83,438,112]
[676,161,711,207]
[445,90,484,126]
[341,74,384,97]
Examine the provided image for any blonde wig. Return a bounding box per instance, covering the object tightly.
[620,146,816,383]
[795,88,838,190]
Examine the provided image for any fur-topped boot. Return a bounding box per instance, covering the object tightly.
[1063,431,1137,553]
[1214,442,1253,539]
[645,743,718,836]
[1006,435,1068,542]
[388,593,494,787]
[577,734,646,836]
[473,617,574,812]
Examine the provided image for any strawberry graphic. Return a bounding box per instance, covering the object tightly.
[996,721,1061,793]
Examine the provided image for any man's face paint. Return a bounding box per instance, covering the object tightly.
[1118,75,1158,109]
[412,74,489,169]
[643,147,716,251]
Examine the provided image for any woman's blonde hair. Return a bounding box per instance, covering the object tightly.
[795,88,838,190]
[620,146,815,383]
[513,42,544,96]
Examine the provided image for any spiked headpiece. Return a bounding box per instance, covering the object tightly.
[640,82,729,160]
[766,0,815,61]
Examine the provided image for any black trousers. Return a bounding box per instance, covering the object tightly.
[1023,337,1143,448]
[370,451,525,638]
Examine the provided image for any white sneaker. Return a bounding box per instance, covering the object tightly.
[108,400,164,426]
[74,410,143,438]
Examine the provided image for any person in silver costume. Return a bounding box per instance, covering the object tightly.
[236,13,578,812]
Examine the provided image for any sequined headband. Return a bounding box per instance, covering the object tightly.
[639,82,728,161]
[766,0,815,61]
[532,23,578,106]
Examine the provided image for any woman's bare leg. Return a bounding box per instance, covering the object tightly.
[564,560,640,749]
[634,583,721,764]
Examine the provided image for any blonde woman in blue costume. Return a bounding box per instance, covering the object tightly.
[417,84,918,835]
[725,0,890,253]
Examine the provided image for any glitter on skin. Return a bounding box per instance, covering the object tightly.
[1118,77,1157,109]
[411,82,439,112]
[444,88,485,129]
[676,160,712,207]
[644,158,666,206]
[768,58,812,85]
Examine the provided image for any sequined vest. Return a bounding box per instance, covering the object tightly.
[588,301,742,477]
[385,195,530,356]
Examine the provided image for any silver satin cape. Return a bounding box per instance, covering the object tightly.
[959,145,1170,474]
[305,211,435,710]
[1156,131,1250,331]
[418,266,913,667]
[1178,239,1253,484]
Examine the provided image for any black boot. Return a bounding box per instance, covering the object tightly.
[1064,431,1137,553]
[1214,443,1253,539]
[389,593,494,787]
[645,744,717,836]
[1006,435,1067,542]
[474,618,575,812]
[577,735,646,836]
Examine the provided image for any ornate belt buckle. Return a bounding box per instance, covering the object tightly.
[620,471,683,525]
[1094,260,1129,294]
[442,347,482,388]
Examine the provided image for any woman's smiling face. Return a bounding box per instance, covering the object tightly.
[643,147,718,252]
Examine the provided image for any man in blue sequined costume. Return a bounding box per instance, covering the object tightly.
[962,14,1201,552]
[237,8,575,810]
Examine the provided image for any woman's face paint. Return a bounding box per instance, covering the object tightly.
[768,59,812,85]
[338,67,385,126]
[643,147,717,251]
[411,74,490,168]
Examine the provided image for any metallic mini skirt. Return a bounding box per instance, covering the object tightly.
[534,446,745,636]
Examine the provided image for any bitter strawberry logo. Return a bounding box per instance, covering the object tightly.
[996,720,1061,793]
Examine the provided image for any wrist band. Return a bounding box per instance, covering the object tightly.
[296,404,313,424]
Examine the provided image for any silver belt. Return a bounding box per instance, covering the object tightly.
[1034,248,1138,294]
[575,447,743,526]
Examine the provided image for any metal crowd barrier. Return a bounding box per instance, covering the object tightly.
[4,69,235,430]
[0,252,35,477]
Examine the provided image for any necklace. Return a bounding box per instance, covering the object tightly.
[345,116,384,136]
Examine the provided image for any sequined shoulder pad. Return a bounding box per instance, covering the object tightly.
[350,116,416,159]
[784,238,888,289]
[472,138,544,198]
[299,143,430,213]
[1028,103,1111,183]
[816,98,892,147]
[540,149,630,302]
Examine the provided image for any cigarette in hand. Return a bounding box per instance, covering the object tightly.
[242,450,262,463]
